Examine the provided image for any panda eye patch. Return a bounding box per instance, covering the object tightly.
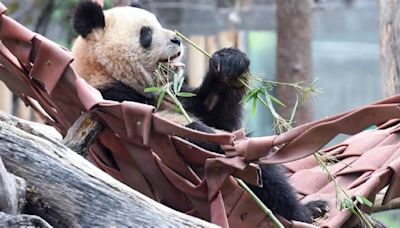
[140,26,153,49]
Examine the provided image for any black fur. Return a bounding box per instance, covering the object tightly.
[186,122,224,153]
[249,165,326,223]
[100,81,156,105]
[140,26,153,49]
[73,1,105,38]
[182,48,249,131]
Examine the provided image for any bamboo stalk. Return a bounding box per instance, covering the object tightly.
[175,30,212,58]
[236,179,284,228]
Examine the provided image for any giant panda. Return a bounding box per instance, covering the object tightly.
[71,1,328,224]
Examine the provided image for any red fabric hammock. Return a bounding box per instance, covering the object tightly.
[0,2,399,227]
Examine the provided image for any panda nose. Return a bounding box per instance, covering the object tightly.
[170,37,181,46]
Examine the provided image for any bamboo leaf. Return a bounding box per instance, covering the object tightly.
[144,87,162,93]
[343,198,354,210]
[268,94,286,107]
[156,89,166,109]
[173,73,179,93]
[176,92,196,97]
[243,88,259,102]
[252,97,257,116]
[356,196,373,208]
[177,76,185,93]
[265,94,283,121]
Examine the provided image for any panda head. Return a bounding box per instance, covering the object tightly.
[71,1,183,92]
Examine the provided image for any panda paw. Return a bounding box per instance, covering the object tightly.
[305,200,329,219]
[209,48,250,84]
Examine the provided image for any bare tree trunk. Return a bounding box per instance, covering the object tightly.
[275,0,313,126]
[379,0,400,97]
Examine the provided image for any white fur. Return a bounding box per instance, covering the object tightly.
[71,6,183,95]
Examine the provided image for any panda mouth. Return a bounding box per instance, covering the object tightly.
[155,51,185,82]
[159,52,181,63]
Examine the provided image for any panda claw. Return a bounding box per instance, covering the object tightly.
[305,200,329,219]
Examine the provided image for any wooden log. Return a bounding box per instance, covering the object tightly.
[0,132,49,227]
[62,112,103,157]
[0,157,26,215]
[0,212,52,228]
[0,111,217,228]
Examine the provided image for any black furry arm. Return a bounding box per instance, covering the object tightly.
[182,48,250,132]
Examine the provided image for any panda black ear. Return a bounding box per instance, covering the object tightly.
[73,1,105,38]
[129,1,142,8]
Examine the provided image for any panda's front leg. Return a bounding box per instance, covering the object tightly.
[183,48,250,132]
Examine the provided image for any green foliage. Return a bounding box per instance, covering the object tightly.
[144,87,162,93]
[240,75,320,134]
[145,63,194,123]
[356,196,373,208]
[176,92,196,97]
